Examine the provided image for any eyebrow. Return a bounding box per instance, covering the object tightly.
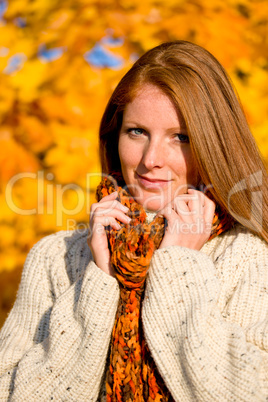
[121,121,187,132]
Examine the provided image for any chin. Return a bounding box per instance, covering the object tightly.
[133,194,168,212]
[142,203,161,212]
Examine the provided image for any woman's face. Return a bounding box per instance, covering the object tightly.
[118,84,199,211]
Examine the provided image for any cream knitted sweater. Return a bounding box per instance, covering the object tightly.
[0,224,267,401]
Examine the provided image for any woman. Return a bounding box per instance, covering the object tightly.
[0,41,267,401]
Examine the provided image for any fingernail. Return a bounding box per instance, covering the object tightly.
[125,216,132,223]
[121,205,129,212]
[115,222,121,230]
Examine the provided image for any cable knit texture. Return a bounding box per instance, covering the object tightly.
[0,224,268,401]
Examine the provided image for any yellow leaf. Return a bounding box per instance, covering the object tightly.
[10,60,47,102]
[18,115,54,154]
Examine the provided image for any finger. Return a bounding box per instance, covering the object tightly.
[93,216,122,231]
[187,189,205,216]
[173,196,191,216]
[157,203,181,222]
[93,190,119,208]
[203,196,216,223]
[99,190,129,212]
[91,198,129,215]
[91,207,132,225]
[187,188,204,197]
[99,190,118,202]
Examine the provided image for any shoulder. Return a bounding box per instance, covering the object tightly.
[24,229,92,287]
[202,224,268,299]
[202,223,268,265]
[29,229,89,257]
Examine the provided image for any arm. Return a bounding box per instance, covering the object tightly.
[0,231,119,401]
[142,227,268,401]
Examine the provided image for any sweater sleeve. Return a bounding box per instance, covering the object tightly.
[0,231,120,401]
[142,228,268,401]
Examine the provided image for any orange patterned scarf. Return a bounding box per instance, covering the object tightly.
[96,173,234,402]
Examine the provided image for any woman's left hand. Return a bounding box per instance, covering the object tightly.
[158,189,216,251]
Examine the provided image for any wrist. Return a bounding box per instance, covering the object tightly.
[94,256,115,277]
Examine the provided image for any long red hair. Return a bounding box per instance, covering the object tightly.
[99,40,268,242]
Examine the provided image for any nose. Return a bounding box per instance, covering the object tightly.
[141,138,165,170]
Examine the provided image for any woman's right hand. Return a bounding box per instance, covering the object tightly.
[87,191,131,277]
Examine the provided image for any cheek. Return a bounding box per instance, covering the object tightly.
[118,138,130,172]
[118,137,141,172]
[172,150,199,185]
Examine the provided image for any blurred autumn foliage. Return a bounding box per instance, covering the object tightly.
[0,0,267,328]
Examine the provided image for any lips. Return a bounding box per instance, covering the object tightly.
[137,174,169,182]
[136,173,171,190]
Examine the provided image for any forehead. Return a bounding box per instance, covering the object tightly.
[123,84,186,127]
[127,84,172,106]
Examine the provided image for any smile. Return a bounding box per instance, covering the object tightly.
[136,173,172,190]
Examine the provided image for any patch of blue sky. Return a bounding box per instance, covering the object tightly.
[102,35,124,48]
[0,0,7,20]
[84,43,124,69]
[3,53,27,74]
[14,17,27,27]
[38,44,65,62]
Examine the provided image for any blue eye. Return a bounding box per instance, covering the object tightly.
[128,128,144,135]
[177,133,189,143]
